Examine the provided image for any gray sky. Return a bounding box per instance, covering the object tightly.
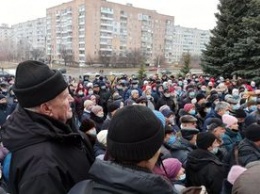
[0,0,219,30]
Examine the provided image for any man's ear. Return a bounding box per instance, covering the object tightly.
[39,103,52,116]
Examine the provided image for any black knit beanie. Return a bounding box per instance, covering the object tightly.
[107,105,164,162]
[245,123,260,142]
[13,60,68,108]
[196,132,216,150]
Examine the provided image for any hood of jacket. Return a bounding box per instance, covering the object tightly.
[88,159,174,194]
[238,138,260,153]
[1,106,81,152]
[164,138,190,151]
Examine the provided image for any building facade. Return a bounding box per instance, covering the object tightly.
[12,17,46,50]
[46,0,175,65]
[0,24,12,41]
[172,25,211,63]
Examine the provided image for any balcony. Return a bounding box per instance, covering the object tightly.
[79,53,85,57]
[100,35,113,39]
[100,15,114,21]
[100,22,113,27]
[79,47,85,51]
[100,7,114,14]
[100,47,113,51]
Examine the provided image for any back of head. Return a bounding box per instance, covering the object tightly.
[196,132,216,150]
[13,60,67,108]
[222,114,238,128]
[207,118,226,132]
[162,158,182,180]
[107,105,164,163]
[84,100,94,110]
[245,123,260,142]
[215,101,229,113]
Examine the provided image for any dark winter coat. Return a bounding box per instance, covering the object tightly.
[237,138,260,167]
[165,138,196,168]
[0,103,12,126]
[156,95,176,112]
[222,128,242,152]
[68,159,174,194]
[186,149,227,194]
[203,109,222,132]
[1,107,94,194]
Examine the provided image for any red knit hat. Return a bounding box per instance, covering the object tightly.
[184,103,194,112]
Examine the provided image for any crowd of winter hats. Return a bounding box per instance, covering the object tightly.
[5,60,260,194]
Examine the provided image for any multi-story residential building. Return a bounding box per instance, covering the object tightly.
[0,24,12,41]
[46,0,175,65]
[172,25,211,63]
[12,17,46,50]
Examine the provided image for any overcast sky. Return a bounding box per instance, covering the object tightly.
[0,0,220,30]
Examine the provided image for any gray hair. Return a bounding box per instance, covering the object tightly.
[131,89,139,96]
[215,101,230,112]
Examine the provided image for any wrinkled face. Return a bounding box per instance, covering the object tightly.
[46,88,74,123]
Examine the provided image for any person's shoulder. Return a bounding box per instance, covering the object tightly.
[68,179,93,194]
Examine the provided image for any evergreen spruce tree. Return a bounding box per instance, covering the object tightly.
[179,53,191,77]
[201,0,251,78]
[231,0,260,82]
[137,63,146,81]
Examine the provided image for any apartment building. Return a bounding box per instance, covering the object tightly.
[12,17,46,50]
[172,25,211,62]
[46,0,175,65]
[0,24,12,41]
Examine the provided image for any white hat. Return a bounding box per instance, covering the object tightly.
[97,130,108,147]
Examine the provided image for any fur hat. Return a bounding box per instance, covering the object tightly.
[13,60,67,107]
[181,128,199,141]
[196,132,216,150]
[222,114,238,128]
[107,106,164,162]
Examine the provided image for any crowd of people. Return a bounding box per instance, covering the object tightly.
[0,60,259,194]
